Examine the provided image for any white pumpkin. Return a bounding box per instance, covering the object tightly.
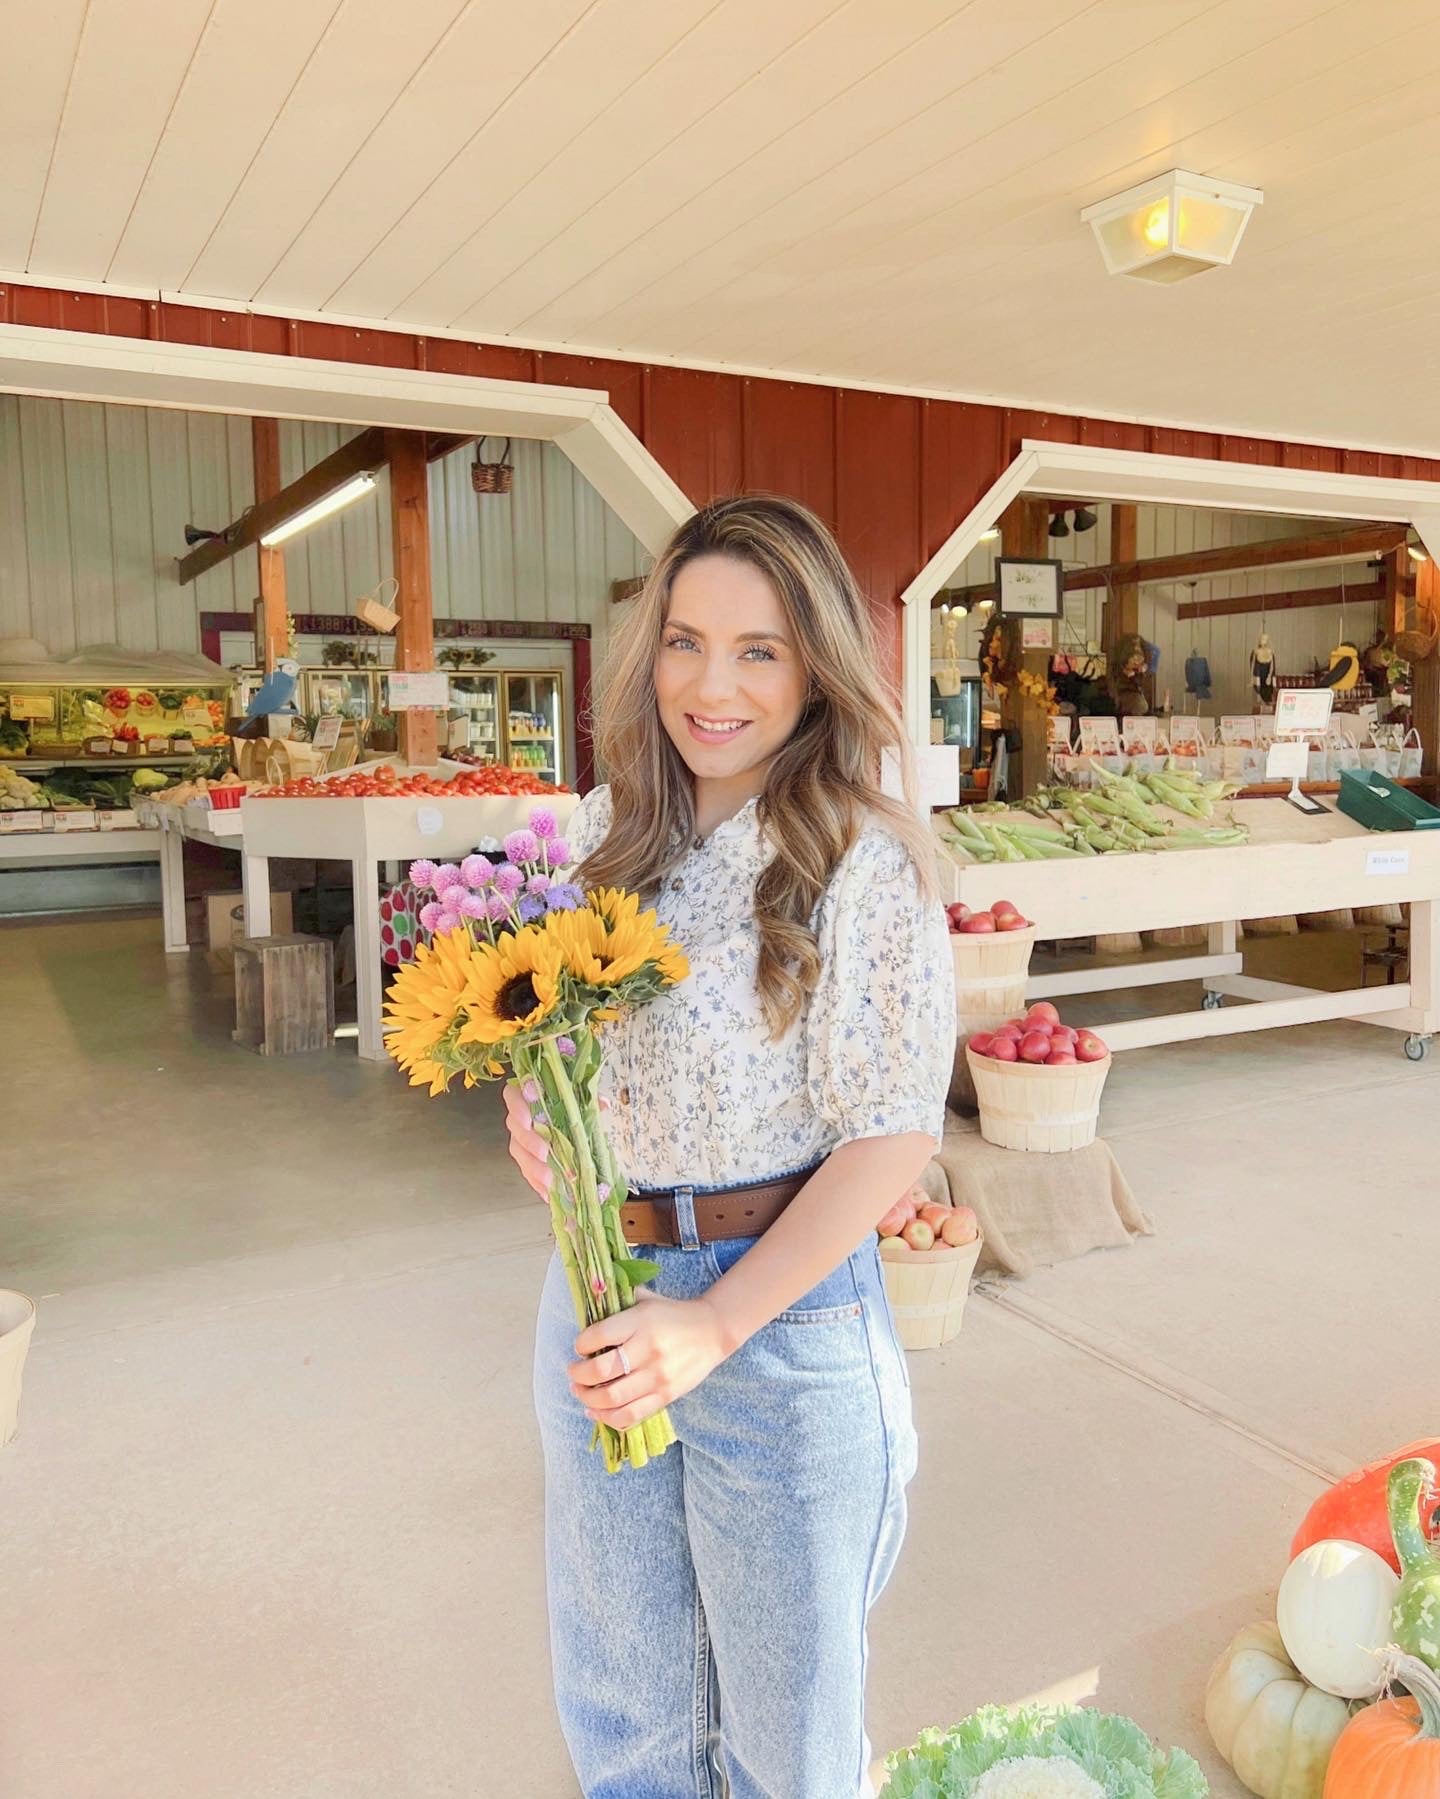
[1276,1539,1399,1699]
[1205,1620,1355,1799]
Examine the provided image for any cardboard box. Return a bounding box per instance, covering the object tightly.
[205,890,293,957]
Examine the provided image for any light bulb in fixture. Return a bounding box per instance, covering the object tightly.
[978,527,1001,543]
[1142,200,1171,248]
[939,602,951,616]
[1408,543,1430,564]
[953,603,969,619]
[260,472,378,547]
[976,598,994,612]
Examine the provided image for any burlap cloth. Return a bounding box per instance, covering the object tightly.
[920,1109,1153,1278]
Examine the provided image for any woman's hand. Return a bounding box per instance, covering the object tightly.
[503,1081,611,1202]
[570,1291,728,1432]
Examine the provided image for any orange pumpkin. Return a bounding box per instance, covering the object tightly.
[1324,1649,1440,1796]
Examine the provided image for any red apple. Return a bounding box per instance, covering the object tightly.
[959,913,997,933]
[989,1036,1019,1062]
[1049,1025,1078,1045]
[1019,1031,1052,1063]
[940,1206,980,1247]
[995,912,1031,931]
[1075,1032,1108,1063]
[1025,1002,1061,1027]
[991,899,1018,918]
[945,903,970,930]
[1045,1049,1077,1065]
[967,1032,994,1057]
[918,1203,952,1233]
[901,1219,935,1252]
[993,1024,1023,1041]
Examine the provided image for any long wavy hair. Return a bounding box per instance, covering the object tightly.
[579,494,938,1038]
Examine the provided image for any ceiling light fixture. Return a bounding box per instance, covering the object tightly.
[260,473,378,547]
[1072,506,1098,533]
[978,527,1001,543]
[1410,544,1431,564]
[1081,170,1262,283]
[1049,511,1071,539]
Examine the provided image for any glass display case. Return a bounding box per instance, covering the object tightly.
[448,673,502,762]
[0,672,231,767]
[504,671,566,784]
[303,669,379,723]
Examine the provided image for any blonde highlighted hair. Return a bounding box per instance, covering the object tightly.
[581,494,938,1037]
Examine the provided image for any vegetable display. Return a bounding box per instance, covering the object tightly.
[1388,1458,1440,1674]
[0,766,49,808]
[1204,1622,1355,1799]
[1322,1647,1440,1797]
[883,1703,1207,1798]
[252,764,567,800]
[1277,1541,1400,1700]
[1292,1440,1440,1575]
[968,1005,1108,1068]
[947,898,1033,935]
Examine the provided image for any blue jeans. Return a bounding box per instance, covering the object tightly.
[533,1207,917,1799]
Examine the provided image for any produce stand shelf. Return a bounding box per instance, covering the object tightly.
[239,781,580,1061]
[0,826,161,867]
[150,805,246,956]
[935,796,1440,1055]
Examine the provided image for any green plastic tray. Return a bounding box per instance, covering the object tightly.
[1337,767,1440,832]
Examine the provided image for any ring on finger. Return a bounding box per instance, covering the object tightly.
[616,1344,632,1379]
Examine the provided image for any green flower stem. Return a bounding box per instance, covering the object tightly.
[541,1037,620,1316]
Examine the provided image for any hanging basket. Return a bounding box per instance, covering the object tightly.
[1392,603,1439,664]
[470,437,514,495]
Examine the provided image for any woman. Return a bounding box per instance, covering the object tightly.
[504,495,955,1798]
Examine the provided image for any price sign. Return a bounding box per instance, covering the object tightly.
[1275,689,1334,737]
[1265,740,1309,782]
[388,672,450,709]
[1047,716,1073,749]
[1078,717,1121,754]
[9,693,55,723]
[181,702,211,732]
[415,806,443,837]
[1367,847,1410,877]
[311,715,342,751]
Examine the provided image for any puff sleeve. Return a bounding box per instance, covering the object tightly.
[565,783,613,866]
[804,827,954,1149]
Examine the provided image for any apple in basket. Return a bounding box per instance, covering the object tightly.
[946,900,1033,935]
[969,1007,1109,1064]
[877,1188,981,1252]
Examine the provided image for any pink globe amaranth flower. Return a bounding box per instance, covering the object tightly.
[418,901,445,932]
[485,889,515,924]
[526,872,552,896]
[557,1036,576,1057]
[545,837,570,868]
[458,891,489,919]
[409,858,438,890]
[521,1079,541,1105]
[492,862,525,897]
[460,853,493,889]
[529,807,558,839]
[504,828,540,865]
[432,863,464,893]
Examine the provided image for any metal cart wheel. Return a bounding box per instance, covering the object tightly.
[1201,990,1225,1011]
[1403,1034,1431,1062]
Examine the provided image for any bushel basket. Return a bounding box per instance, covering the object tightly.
[966,1044,1111,1153]
[879,1234,984,1350]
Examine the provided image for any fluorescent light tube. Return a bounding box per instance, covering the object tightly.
[261,473,377,546]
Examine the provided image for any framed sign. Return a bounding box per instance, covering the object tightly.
[1275,688,1334,737]
[995,556,1064,618]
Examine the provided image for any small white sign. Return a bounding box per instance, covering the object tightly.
[1357,703,1380,732]
[415,805,444,837]
[1275,689,1334,737]
[311,715,342,751]
[1220,715,1257,746]
[1021,618,1054,650]
[388,671,450,709]
[1047,716,1073,750]
[1266,740,1310,782]
[1078,717,1122,754]
[1366,847,1411,877]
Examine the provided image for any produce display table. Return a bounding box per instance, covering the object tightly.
[239,787,580,1061]
[150,803,243,955]
[935,798,1440,1056]
[0,823,160,867]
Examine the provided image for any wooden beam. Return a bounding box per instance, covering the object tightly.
[1411,554,1440,778]
[998,496,1050,799]
[251,418,289,675]
[1178,580,1385,622]
[425,432,477,463]
[943,523,1408,606]
[177,426,387,584]
[1379,546,1415,639]
[1101,503,1138,668]
[387,429,438,768]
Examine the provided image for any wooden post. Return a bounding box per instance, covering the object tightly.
[1101,504,1138,667]
[999,497,1050,798]
[1379,545,1414,639]
[1412,553,1439,780]
[386,429,438,767]
[252,418,289,673]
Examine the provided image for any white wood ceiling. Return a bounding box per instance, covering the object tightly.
[6,0,1440,452]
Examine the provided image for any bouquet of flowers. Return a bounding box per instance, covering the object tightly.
[382,805,689,1473]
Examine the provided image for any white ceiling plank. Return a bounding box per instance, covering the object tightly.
[183,0,472,301]
[105,0,347,289]
[0,0,88,268]
[251,0,596,312]
[399,0,849,332]
[323,0,722,323]
[503,0,1101,342]
[27,0,220,280]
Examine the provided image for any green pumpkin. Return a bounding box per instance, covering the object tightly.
[1389,1457,1440,1671]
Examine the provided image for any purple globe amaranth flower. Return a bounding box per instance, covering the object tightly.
[504,828,540,865]
[418,901,445,932]
[409,858,438,890]
[458,891,490,919]
[516,894,546,925]
[557,1036,576,1057]
[521,1079,541,1105]
[460,853,494,889]
[544,883,584,913]
[485,889,515,924]
[492,862,525,897]
[431,863,464,894]
[597,1182,611,1202]
[529,807,558,840]
[526,872,552,896]
[546,837,571,868]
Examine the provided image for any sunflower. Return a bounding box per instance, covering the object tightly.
[547,895,689,990]
[456,925,566,1047]
[384,929,485,1093]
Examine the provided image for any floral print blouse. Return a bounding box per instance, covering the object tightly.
[568,785,955,1192]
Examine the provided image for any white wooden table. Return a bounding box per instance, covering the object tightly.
[239,786,580,1061]
[935,798,1440,1057]
[151,802,244,954]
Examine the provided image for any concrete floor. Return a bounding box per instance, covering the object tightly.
[2,915,1437,1798]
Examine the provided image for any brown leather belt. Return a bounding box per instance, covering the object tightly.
[620,1166,820,1247]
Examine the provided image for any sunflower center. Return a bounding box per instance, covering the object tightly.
[498,973,542,1021]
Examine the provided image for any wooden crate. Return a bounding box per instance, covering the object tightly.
[232,934,334,1056]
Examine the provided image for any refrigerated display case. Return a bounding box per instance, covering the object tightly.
[503,671,566,785]
[448,673,502,762]
[303,669,378,723]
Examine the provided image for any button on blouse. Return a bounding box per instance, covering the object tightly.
[566,785,954,1192]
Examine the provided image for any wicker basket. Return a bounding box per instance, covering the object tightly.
[1356,903,1406,928]
[1393,603,1439,663]
[966,1044,1111,1153]
[949,924,1036,1020]
[878,1233,984,1350]
[470,437,514,495]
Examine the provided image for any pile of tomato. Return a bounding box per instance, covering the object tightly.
[251,763,569,801]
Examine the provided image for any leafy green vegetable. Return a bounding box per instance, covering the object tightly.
[884,1706,1207,1799]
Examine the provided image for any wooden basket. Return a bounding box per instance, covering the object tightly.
[878,1233,984,1350]
[950,924,1036,1021]
[966,1044,1111,1153]
[263,741,330,785]
[1393,603,1439,663]
[470,437,514,495]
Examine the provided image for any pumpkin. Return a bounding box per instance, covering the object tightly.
[1292,1440,1440,1575]
[1323,1647,1440,1796]
[1278,1541,1400,1699]
[1389,1459,1440,1673]
[1206,1620,1356,1799]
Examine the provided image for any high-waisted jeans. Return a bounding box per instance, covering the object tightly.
[533,1193,918,1799]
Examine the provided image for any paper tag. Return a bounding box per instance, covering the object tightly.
[9,693,55,722]
[0,810,42,832]
[311,715,342,751]
[415,805,443,836]
[181,703,211,732]
[1367,847,1410,877]
[1266,741,1310,781]
[389,671,450,709]
[145,737,170,755]
[1220,716,1256,746]
[1021,618,1054,650]
[1047,716,1073,749]
[1078,717,1121,754]
[84,737,113,756]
